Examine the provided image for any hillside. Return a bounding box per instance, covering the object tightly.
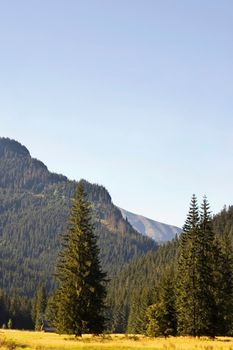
[107,238,178,332]
[107,204,233,333]
[119,208,181,242]
[0,137,157,296]
[1,138,233,334]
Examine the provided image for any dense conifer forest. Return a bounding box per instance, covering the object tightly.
[0,138,157,296]
[1,137,233,336]
[107,200,233,335]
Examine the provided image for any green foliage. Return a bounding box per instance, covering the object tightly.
[106,239,178,333]
[0,289,33,329]
[176,195,217,336]
[0,138,157,297]
[212,234,233,335]
[2,138,233,336]
[176,195,233,337]
[146,268,177,337]
[32,284,47,330]
[7,319,12,329]
[54,182,107,336]
[107,196,233,336]
[127,287,154,334]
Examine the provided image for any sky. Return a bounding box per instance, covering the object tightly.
[0,0,233,227]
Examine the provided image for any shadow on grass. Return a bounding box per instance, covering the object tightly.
[64,334,114,343]
[64,333,141,343]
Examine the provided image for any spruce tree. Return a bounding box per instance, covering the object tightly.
[54,181,107,336]
[32,284,47,330]
[176,195,219,336]
[197,197,216,336]
[176,194,200,335]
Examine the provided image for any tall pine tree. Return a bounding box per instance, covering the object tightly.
[196,197,216,336]
[54,181,107,336]
[176,194,200,335]
[176,195,217,336]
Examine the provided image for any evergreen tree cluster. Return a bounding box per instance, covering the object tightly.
[0,289,33,329]
[146,266,177,337]
[1,138,233,337]
[0,284,50,331]
[176,195,233,336]
[106,239,178,333]
[107,196,233,336]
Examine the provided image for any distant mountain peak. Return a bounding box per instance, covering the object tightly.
[0,137,30,157]
[119,208,181,242]
[0,137,67,192]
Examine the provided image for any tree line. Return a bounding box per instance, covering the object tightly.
[0,283,50,331]
[127,195,233,337]
[1,190,233,337]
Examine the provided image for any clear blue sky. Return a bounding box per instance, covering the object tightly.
[1,0,233,227]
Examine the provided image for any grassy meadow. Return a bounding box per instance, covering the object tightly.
[1,331,233,350]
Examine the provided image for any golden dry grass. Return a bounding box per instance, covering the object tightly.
[1,330,233,350]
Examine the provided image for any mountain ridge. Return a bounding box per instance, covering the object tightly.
[119,208,181,242]
[0,137,157,296]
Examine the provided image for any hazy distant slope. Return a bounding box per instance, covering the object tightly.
[119,208,181,242]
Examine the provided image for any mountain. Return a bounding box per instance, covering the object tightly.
[119,208,181,242]
[1,137,233,333]
[0,137,67,191]
[0,137,157,296]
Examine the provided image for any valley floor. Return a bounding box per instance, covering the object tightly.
[1,330,233,350]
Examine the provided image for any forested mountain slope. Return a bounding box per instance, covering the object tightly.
[107,238,178,332]
[213,205,233,237]
[107,204,233,333]
[0,137,157,296]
